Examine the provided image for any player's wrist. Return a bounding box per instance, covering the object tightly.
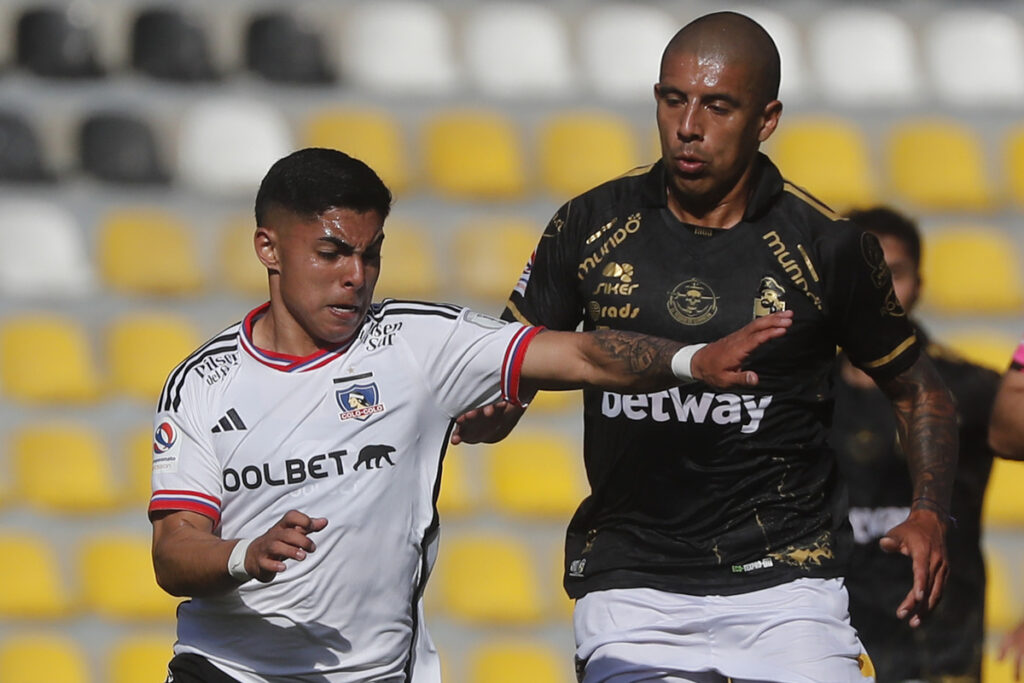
[228,538,255,583]
[671,344,708,382]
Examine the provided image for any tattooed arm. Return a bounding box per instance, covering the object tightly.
[518,310,793,394]
[874,354,958,628]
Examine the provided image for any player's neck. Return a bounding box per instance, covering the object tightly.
[666,168,754,229]
[252,303,321,358]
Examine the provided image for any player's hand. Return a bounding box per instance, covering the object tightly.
[691,310,793,389]
[451,401,526,445]
[998,620,1024,681]
[247,510,328,583]
[879,508,948,628]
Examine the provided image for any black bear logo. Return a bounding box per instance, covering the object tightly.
[354,444,396,470]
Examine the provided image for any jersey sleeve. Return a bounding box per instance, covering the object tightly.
[413,308,542,417]
[502,201,586,330]
[822,226,920,381]
[148,373,223,526]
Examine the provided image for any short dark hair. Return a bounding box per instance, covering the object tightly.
[255,147,392,225]
[847,206,922,269]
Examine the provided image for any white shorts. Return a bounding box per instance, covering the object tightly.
[573,578,875,683]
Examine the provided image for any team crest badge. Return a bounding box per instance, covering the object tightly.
[667,278,718,325]
[753,275,787,317]
[336,382,386,421]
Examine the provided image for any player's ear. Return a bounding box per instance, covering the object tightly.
[254,225,280,273]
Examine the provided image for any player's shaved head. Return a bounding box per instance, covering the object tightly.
[661,12,780,105]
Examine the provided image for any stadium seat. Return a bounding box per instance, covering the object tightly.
[577,4,680,102]
[374,219,443,300]
[768,117,876,210]
[463,3,572,98]
[219,216,266,297]
[886,121,996,211]
[809,8,920,106]
[106,314,201,401]
[98,208,203,295]
[0,315,102,403]
[983,647,1024,683]
[131,7,217,81]
[13,422,120,513]
[80,534,180,620]
[245,10,334,84]
[1007,125,1024,208]
[728,7,806,102]
[0,633,89,683]
[942,330,1017,373]
[78,111,171,185]
[340,2,459,94]
[177,97,293,195]
[983,458,1024,527]
[16,5,103,78]
[436,448,477,517]
[0,198,95,297]
[422,111,527,200]
[467,641,570,683]
[0,534,74,617]
[304,108,411,193]
[452,218,538,306]
[919,226,1023,314]
[108,634,175,683]
[435,535,544,623]
[486,430,586,519]
[984,551,1018,631]
[539,112,640,198]
[0,110,55,181]
[925,10,1024,107]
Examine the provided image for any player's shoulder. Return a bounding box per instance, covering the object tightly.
[367,299,465,325]
[555,162,659,227]
[157,320,242,413]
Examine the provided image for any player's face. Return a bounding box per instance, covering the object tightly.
[267,207,384,349]
[877,234,921,313]
[655,51,781,222]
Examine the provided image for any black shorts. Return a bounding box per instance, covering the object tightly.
[165,653,239,683]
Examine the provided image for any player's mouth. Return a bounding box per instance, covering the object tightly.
[673,154,707,175]
[328,303,361,319]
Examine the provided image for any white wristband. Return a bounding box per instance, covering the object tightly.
[228,538,254,583]
[671,344,707,381]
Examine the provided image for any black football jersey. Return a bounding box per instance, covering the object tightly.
[832,331,999,680]
[503,155,920,597]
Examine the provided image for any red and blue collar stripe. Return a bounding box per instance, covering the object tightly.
[240,303,355,373]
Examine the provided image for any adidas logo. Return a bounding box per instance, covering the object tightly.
[212,408,247,433]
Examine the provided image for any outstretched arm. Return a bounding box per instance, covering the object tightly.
[990,369,1024,460]
[874,354,957,627]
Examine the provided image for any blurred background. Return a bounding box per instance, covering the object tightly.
[0,0,1023,681]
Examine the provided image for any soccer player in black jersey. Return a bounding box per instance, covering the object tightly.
[831,207,1002,682]
[453,11,958,682]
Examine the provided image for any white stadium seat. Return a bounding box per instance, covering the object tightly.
[578,4,675,102]
[729,7,806,102]
[0,199,95,297]
[925,10,1024,107]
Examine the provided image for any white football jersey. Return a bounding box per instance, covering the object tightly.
[149,300,540,682]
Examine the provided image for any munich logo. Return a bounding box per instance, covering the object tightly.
[336,382,385,421]
[153,421,177,454]
[667,278,718,325]
[753,275,787,317]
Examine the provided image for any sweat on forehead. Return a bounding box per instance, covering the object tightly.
[661,11,780,102]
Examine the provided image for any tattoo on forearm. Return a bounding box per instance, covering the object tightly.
[879,356,958,515]
[590,330,678,376]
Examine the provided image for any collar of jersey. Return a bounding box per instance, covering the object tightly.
[240,302,355,373]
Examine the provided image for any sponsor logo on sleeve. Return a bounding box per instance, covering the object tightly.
[152,420,179,473]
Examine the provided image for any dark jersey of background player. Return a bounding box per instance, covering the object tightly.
[502,155,919,597]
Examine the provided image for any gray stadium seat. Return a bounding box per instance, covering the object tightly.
[0,110,54,182]
[131,7,217,81]
[16,6,103,78]
[245,11,334,84]
[79,112,171,184]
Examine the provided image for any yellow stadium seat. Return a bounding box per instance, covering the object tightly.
[304,108,410,193]
[80,534,180,620]
[768,117,876,210]
[422,111,527,199]
[436,535,544,623]
[984,646,1024,683]
[920,226,1024,314]
[0,534,74,618]
[126,424,157,504]
[98,209,203,295]
[984,459,1024,527]
[108,634,174,683]
[436,449,477,517]
[106,315,201,402]
[487,431,586,519]
[453,218,538,306]
[985,551,1019,632]
[527,389,581,415]
[0,633,89,683]
[219,216,266,297]
[886,120,996,211]
[0,315,102,403]
[539,112,639,198]
[13,423,119,513]
[942,330,1017,373]
[375,219,443,300]
[1007,125,1024,209]
[468,641,570,683]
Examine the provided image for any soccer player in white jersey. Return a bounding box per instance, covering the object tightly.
[149,148,793,683]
